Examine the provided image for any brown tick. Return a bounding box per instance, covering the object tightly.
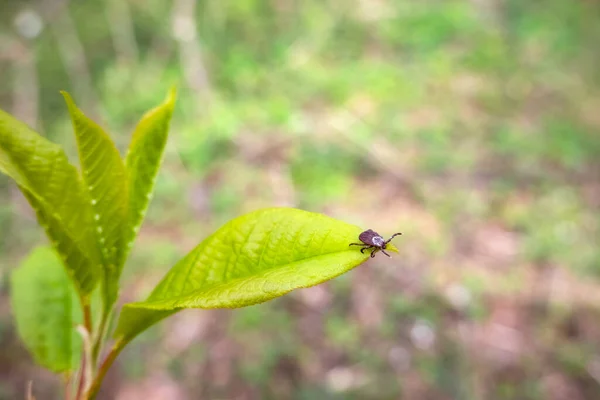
[349,229,402,258]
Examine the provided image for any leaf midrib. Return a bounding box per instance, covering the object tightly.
[131,248,364,309]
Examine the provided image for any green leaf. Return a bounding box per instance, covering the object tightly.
[11,247,83,373]
[125,88,176,252]
[0,108,100,296]
[62,92,129,308]
[114,208,399,344]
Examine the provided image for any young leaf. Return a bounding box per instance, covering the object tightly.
[125,88,176,252]
[62,93,129,308]
[114,208,399,344]
[11,247,83,372]
[0,108,100,296]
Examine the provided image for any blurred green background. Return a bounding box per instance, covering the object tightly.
[1,0,600,399]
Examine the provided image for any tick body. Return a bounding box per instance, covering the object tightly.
[349,229,402,258]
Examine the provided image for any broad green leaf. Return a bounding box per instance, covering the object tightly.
[11,247,82,372]
[62,92,129,308]
[124,88,176,252]
[114,208,399,344]
[0,108,100,296]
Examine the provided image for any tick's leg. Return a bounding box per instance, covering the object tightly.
[360,245,373,254]
[370,248,378,258]
[381,249,391,257]
[384,233,403,245]
[349,243,364,247]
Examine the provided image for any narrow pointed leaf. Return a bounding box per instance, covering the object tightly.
[11,247,83,372]
[125,88,176,252]
[0,108,100,296]
[22,191,101,295]
[62,93,129,308]
[114,208,399,343]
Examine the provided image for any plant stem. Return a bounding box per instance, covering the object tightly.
[26,381,34,400]
[75,303,92,400]
[74,323,95,400]
[74,351,87,400]
[91,307,111,364]
[85,339,126,400]
[63,373,72,400]
[83,303,93,336]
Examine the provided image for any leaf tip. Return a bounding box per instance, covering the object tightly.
[387,243,400,253]
[60,91,77,113]
[165,86,177,107]
[59,90,72,101]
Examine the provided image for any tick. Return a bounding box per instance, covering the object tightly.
[349,229,402,258]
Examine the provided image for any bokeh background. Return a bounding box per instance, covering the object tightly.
[1,0,600,399]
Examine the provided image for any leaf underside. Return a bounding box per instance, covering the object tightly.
[0,108,100,297]
[11,247,82,373]
[114,207,398,344]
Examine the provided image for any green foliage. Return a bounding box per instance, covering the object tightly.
[10,247,82,373]
[4,0,599,396]
[0,109,100,298]
[1,88,395,398]
[125,88,176,254]
[62,92,129,310]
[114,207,394,344]
[0,89,179,398]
